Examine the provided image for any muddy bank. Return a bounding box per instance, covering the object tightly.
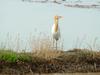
[0,58,100,74]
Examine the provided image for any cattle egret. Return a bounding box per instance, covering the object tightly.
[52,15,63,50]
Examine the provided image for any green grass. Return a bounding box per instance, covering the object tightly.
[0,49,32,63]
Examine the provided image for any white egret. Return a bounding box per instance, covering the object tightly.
[52,15,63,50]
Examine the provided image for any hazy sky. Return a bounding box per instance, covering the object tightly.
[0,0,100,50]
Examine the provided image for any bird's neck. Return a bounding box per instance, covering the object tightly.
[54,19,58,32]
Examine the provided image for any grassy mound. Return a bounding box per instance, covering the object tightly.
[0,48,100,74]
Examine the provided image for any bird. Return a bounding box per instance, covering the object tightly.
[52,15,63,50]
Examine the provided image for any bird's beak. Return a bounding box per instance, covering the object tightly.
[58,16,63,19]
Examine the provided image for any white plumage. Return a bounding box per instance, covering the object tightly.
[52,15,63,49]
[52,24,60,41]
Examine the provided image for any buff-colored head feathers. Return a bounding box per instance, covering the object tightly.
[54,15,63,32]
[54,15,63,20]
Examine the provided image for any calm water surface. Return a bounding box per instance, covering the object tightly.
[0,0,100,51]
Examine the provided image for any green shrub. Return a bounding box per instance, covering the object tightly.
[17,53,32,62]
[0,49,32,62]
[0,49,17,62]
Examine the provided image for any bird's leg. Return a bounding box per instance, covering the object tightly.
[56,40,57,50]
[53,39,55,49]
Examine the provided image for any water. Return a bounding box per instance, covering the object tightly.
[0,0,100,51]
